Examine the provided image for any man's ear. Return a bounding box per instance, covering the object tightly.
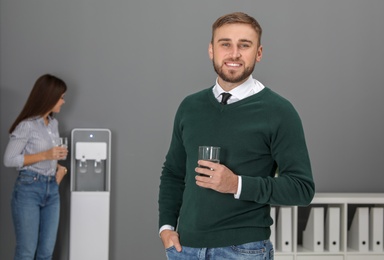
[208,43,213,60]
[256,45,263,62]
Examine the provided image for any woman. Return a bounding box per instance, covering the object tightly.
[3,74,68,260]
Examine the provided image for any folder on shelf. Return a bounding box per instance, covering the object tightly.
[325,206,340,252]
[369,207,383,252]
[348,207,369,252]
[270,207,276,248]
[302,207,324,252]
[277,206,292,252]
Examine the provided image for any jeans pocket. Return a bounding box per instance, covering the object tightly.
[269,247,274,259]
[231,241,266,255]
[17,174,36,185]
[165,245,176,252]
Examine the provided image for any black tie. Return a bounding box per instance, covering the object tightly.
[220,93,232,105]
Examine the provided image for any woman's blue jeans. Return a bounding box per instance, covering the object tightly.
[166,240,274,260]
[11,170,60,260]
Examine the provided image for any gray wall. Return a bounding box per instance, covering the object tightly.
[1,0,383,259]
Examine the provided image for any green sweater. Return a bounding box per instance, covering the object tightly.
[159,87,314,248]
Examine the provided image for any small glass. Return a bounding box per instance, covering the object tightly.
[55,137,68,160]
[198,146,220,177]
[58,137,68,148]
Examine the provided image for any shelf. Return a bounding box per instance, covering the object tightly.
[272,193,384,260]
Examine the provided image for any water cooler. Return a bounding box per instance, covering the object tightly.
[69,128,111,260]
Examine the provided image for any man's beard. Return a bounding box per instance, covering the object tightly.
[212,59,255,84]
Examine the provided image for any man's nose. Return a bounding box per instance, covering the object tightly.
[230,46,241,58]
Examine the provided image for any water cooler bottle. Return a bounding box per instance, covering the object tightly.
[69,128,111,260]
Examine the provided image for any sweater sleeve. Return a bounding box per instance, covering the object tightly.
[158,104,187,229]
[239,100,315,206]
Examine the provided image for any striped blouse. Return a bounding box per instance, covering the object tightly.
[3,116,60,176]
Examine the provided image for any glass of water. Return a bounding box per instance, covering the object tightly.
[198,146,220,177]
[55,137,68,160]
[59,137,68,148]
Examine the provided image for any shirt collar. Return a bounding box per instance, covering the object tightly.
[35,116,53,126]
[212,75,264,103]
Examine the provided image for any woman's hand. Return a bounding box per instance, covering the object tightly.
[56,164,68,184]
[47,146,68,161]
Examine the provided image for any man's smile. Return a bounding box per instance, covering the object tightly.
[224,61,243,68]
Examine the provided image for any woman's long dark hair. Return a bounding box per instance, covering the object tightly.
[9,74,67,133]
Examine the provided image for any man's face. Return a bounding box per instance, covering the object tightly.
[209,23,262,90]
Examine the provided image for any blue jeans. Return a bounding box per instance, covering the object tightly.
[11,170,60,260]
[166,240,274,260]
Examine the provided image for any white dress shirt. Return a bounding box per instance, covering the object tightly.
[212,75,265,198]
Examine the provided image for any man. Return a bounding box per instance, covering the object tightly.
[158,12,314,259]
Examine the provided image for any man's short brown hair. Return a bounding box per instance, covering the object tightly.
[211,12,262,47]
